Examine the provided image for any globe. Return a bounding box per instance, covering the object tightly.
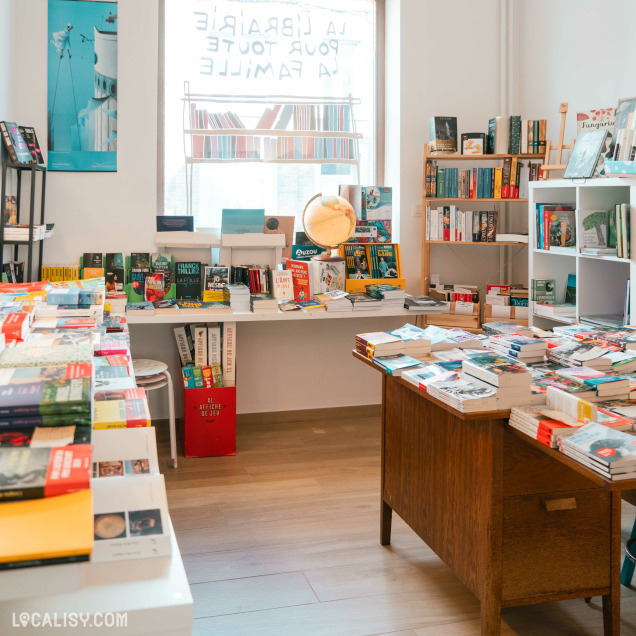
[302,193,356,251]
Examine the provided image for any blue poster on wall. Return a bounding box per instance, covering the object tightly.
[48,0,117,172]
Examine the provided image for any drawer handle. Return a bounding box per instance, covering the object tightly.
[544,497,577,511]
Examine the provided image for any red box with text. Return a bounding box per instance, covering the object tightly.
[183,387,236,457]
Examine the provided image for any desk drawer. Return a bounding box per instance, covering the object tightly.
[502,489,610,602]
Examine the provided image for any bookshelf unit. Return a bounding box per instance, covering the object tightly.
[421,146,544,329]
[528,178,636,329]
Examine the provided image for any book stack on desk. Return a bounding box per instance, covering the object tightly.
[482,320,533,338]
[488,335,547,364]
[420,325,487,351]
[387,324,432,359]
[427,378,498,413]
[558,423,636,480]
[373,354,423,377]
[554,367,630,400]
[461,351,533,409]
[402,361,459,390]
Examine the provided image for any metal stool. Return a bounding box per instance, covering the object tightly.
[132,359,177,468]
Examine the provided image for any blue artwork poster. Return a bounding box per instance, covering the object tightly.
[48,0,117,171]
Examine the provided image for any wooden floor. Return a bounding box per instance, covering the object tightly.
[156,408,636,636]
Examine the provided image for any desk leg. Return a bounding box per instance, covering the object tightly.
[603,490,622,636]
[380,500,392,546]
[480,596,501,636]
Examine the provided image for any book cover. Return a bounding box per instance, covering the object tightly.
[429,116,457,153]
[579,209,609,248]
[0,445,91,501]
[18,126,44,164]
[93,397,151,430]
[561,422,636,467]
[375,244,399,278]
[564,129,608,179]
[347,220,392,244]
[3,195,17,225]
[221,208,265,235]
[462,352,531,387]
[287,260,313,302]
[203,266,230,302]
[313,260,345,294]
[143,272,165,303]
[547,208,576,247]
[223,322,236,388]
[0,343,94,368]
[175,262,202,300]
[92,428,159,478]
[271,270,294,301]
[0,121,33,164]
[362,187,392,220]
[130,253,151,269]
[0,489,93,569]
[461,133,485,155]
[156,215,194,232]
[91,474,171,562]
[151,252,175,299]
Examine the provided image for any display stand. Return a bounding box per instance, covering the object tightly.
[0,161,47,282]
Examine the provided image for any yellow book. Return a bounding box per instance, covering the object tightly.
[0,490,93,567]
[93,398,151,430]
[83,267,104,280]
[494,168,503,199]
[202,290,224,302]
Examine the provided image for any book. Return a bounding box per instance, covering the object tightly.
[564,129,608,179]
[531,279,556,303]
[401,363,459,390]
[193,324,208,367]
[130,253,151,269]
[313,260,345,294]
[404,296,446,312]
[429,116,457,153]
[91,474,171,562]
[3,195,17,225]
[355,332,402,358]
[92,428,159,478]
[0,445,91,501]
[203,266,230,302]
[560,422,636,469]
[125,301,155,315]
[427,378,498,413]
[143,272,165,303]
[461,133,485,155]
[156,215,194,232]
[93,396,151,430]
[223,322,236,387]
[152,298,180,314]
[207,324,221,365]
[0,121,34,164]
[373,354,422,376]
[362,186,392,221]
[176,300,232,314]
[579,210,609,249]
[287,260,313,302]
[271,269,294,301]
[343,243,370,279]
[175,261,202,300]
[0,343,94,368]
[462,352,531,388]
[151,252,174,298]
[0,425,90,448]
[0,489,93,570]
[17,126,44,164]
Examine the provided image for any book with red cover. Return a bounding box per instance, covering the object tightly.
[0,313,29,341]
[287,260,313,302]
[0,445,91,501]
[184,387,236,457]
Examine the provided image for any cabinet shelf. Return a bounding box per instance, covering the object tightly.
[427,153,545,161]
[425,240,526,246]
[185,128,362,139]
[425,197,528,203]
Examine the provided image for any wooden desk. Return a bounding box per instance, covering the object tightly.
[354,351,621,636]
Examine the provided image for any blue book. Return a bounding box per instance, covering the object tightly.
[221,209,265,235]
[373,354,422,376]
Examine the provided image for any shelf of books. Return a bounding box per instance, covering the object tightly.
[528,178,636,330]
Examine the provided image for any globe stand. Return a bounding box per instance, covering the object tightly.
[311,247,345,264]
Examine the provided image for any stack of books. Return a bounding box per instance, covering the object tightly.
[3,225,47,242]
[427,378,498,413]
[105,291,128,314]
[366,284,407,307]
[224,283,250,313]
[314,290,352,312]
[388,324,433,359]
[555,367,630,400]
[402,362,459,390]
[488,334,547,364]
[250,293,278,313]
[420,325,487,351]
[482,320,533,338]
[346,293,382,311]
[403,296,447,313]
[373,353,423,376]
[547,340,613,371]
[558,423,636,480]
[355,331,402,359]
[461,351,533,409]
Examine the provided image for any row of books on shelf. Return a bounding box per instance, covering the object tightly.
[427,115,547,155]
[425,207,499,242]
[534,203,630,257]
[424,160,541,199]
[0,278,177,570]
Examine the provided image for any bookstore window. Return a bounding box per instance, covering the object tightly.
[162,0,377,230]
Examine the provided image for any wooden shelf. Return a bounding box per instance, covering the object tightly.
[425,240,526,246]
[426,153,545,161]
[425,197,528,203]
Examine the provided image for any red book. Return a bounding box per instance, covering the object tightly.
[184,387,236,457]
[287,260,313,302]
[0,445,92,501]
[0,313,29,341]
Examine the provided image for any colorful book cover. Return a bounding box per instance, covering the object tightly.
[362,187,392,221]
[4,195,17,225]
[347,220,392,244]
[287,260,313,302]
[0,425,90,448]
[175,262,202,300]
[0,446,91,501]
[313,260,345,294]
[130,253,151,269]
[0,121,33,164]
[203,266,230,302]
[151,252,175,299]
[374,244,399,278]
[0,377,91,417]
[547,208,576,248]
[0,343,94,368]
[144,272,165,303]
[343,243,370,279]
[0,363,92,384]
[17,126,45,163]
[93,398,151,430]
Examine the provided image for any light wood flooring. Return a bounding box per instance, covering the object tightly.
[156,407,636,636]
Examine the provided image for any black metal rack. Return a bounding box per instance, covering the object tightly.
[0,161,47,282]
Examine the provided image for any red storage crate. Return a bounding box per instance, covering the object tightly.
[183,387,236,457]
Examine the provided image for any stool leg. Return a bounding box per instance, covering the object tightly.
[621,517,636,587]
[163,370,177,468]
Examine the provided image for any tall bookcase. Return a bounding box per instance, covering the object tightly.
[528,178,636,329]
[421,146,544,328]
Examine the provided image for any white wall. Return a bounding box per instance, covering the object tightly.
[0,1,15,120]
[387,0,511,295]
[11,0,158,262]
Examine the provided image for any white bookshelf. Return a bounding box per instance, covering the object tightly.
[528,178,636,329]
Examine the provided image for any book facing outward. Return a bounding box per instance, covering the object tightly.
[0,489,93,570]
[92,392,151,430]
[372,354,422,376]
[91,474,171,562]
[462,352,532,388]
[91,428,159,478]
[0,445,92,501]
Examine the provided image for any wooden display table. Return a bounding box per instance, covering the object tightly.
[354,351,623,636]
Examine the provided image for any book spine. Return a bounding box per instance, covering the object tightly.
[538,119,547,155]
[443,206,451,242]
[494,168,502,199]
[194,325,208,367]
[222,321,236,387]
[173,326,193,366]
[502,157,511,198]
[532,120,539,154]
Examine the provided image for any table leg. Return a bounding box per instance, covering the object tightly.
[380,500,392,546]
[603,490,622,636]
[480,595,501,636]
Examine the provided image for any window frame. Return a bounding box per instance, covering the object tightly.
[157,0,385,217]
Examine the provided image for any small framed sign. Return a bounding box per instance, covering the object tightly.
[461,133,485,155]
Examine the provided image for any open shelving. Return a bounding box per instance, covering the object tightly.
[528,177,636,329]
